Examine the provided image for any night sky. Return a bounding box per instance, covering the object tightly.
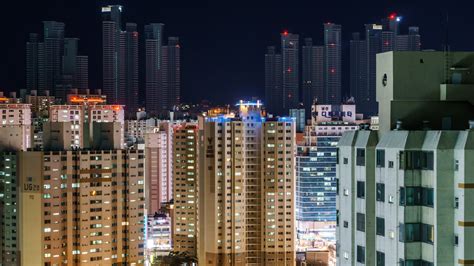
[1,0,474,104]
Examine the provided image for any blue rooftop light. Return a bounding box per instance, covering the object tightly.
[235,100,263,107]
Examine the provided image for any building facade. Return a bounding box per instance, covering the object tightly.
[197,102,296,265]
[337,51,474,265]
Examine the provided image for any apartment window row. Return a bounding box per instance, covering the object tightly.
[399,223,434,244]
[399,151,434,170]
[400,187,434,207]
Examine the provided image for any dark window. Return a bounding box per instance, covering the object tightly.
[399,223,405,242]
[357,245,365,263]
[343,221,348,228]
[343,157,348,164]
[376,183,385,202]
[405,223,421,242]
[388,161,394,168]
[406,187,421,205]
[376,217,385,236]
[356,149,365,166]
[357,181,365,199]
[400,187,405,206]
[376,149,385,167]
[400,151,434,170]
[376,251,385,266]
[422,188,434,207]
[421,224,434,244]
[356,213,365,232]
[454,235,459,246]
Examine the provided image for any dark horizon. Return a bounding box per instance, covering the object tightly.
[1,0,474,105]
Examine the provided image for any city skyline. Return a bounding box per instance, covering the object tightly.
[1,1,474,105]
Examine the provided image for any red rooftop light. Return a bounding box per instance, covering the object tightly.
[283,30,288,36]
[389,13,397,20]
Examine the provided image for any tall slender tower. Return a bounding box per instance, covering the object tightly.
[160,37,181,113]
[43,21,65,94]
[265,46,283,115]
[281,31,299,113]
[102,5,123,105]
[302,38,324,118]
[323,23,342,105]
[145,23,164,116]
[122,23,139,115]
[26,33,44,92]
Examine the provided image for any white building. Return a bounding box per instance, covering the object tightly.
[0,103,31,151]
[336,51,474,265]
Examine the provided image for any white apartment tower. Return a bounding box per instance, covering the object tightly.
[336,51,474,265]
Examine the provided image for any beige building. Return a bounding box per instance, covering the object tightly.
[16,149,145,265]
[173,123,199,255]
[48,104,125,149]
[195,102,296,265]
[0,103,31,151]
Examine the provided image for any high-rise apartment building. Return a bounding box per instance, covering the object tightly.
[0,100,145,265]
[173,123,199,256]
[302,38,324,118]
[281,32,300,113]
[337,51,474,266]
[323,23,342,105]
[145,122,176,214]
[0,102,32,151]
[145,23,165,116]
[350,14,421,117]
[48,101,124,149]
[265,46,283,115]
[196,102,296,265]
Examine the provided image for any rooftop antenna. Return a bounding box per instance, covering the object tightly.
[443,12,452,84]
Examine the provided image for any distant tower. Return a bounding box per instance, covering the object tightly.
[302,37,324,118]
[350,14,422,117]
[145,23,164,116]
[160,37,181,113]
[324,23,342,104]
[43,21,65,95]
[122,23,139,115]
[281,31,299,113]
[264,46,283,115]
[26,33,44,92]
[102,5,123,105]
[102,5,139,116]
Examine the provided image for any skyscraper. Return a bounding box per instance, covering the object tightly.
[302,38,324,118]
[102,5,123,105]
[145,23,164,116]
[26,33,44,92]
[264,46,283,115]
[323,23,342,105]
[43,21,65,93]
[58,38,89,101]
[350,14,421,117]
[281,31,300,113]
[27,22,88,101]
[160,37,181,114]
[122,23,139,115]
